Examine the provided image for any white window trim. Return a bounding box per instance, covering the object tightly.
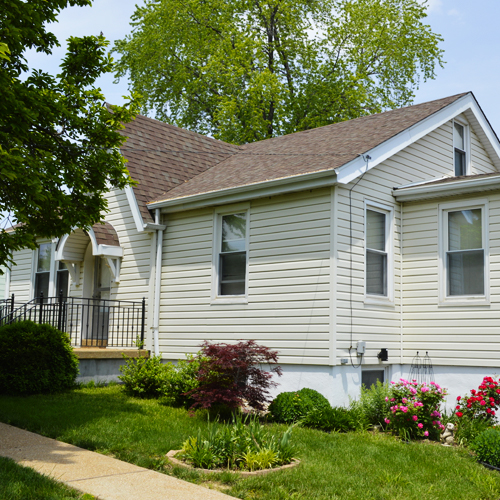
[364,200,394,306]
[438,198,489,306]
[211,203,250,305]
[453,118,471,176]
[31,239,58,299]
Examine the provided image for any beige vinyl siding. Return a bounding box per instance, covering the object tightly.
[401,192,500,366]
[159,189,332,365]
[104,188,152,305]
[8,247,33,302]
[336,119,497,365]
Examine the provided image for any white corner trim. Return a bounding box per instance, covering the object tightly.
[336,93,500,184]
[124,185,146,232]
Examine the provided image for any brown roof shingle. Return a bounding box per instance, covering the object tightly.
[121,93,468,213]
[120,115,239,223]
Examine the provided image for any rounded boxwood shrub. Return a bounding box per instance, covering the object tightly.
[0,320,79,395]
[471,428,500,467]
[269,387,331,423]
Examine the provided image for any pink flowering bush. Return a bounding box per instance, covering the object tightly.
[455,376,500,421]
[385,379,447,441]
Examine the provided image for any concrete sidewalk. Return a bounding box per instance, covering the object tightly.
[0,422,233,500]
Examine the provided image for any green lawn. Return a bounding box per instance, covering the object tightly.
[1,385,500,500]
[0,456,94,500]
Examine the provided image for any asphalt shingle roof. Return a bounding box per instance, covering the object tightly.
[120,93,468,216]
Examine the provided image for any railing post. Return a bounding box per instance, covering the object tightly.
[141,297,145,347]
[10,293,14,314]
[57,290,63,331]
[38,292,44,324]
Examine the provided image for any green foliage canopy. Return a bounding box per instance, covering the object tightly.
[114,0,444,145]
[0,0,139,268]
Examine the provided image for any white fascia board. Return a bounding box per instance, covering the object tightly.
[335,93,500,184]
[393,176,500,202]
[124,185,145,232]
[147,169,338,213]
[95,244,124,258]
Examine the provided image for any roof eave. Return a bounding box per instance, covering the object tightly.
[335,93,500,185]
[393,176,500,202]
[147,169,338,213]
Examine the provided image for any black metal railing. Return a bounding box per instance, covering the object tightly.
[0,292,146,348]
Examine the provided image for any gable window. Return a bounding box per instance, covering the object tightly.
[34,243,52,299]
[216,212,248,297]
[440,200,488,304]
[453,121,468,176]
[365,201,394,303]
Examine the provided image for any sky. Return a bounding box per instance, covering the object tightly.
[23,0,500,134]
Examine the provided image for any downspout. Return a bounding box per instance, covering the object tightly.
[4,266,10,299]
[400,201,404,365]
[153,208,163,356]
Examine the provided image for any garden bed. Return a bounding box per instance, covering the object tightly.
[166,450,300,477]
[2,385,500,500]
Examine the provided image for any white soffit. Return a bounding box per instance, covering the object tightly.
[335,93,500,185]
[393,175,500,202]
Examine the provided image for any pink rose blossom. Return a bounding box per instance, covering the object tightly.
[384,418,390,424]
[412,415,418,421]
[424,431,429,437]
[417,423,423,429]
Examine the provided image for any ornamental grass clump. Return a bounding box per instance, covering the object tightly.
[455,376,500,421]
[385,379,447,441]
[178,413,296,471]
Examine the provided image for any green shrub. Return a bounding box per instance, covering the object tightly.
[454,415,492,447]
[162,355,201,406]
[120,353,202,401]
[471,429,500,467]
[119,354,167,398]
[269,388,331,423]
[359,380,392,426]
[179,413,296,470]
[0,320,79,395]
[301,405,367,432]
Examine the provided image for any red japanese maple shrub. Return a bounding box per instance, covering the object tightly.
[188,340,282,411]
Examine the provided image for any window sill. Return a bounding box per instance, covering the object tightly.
[439,296,490,307]
[211,296,248,306]
[364,295,395,308]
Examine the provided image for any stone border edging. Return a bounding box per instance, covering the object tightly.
[166,450,300,477]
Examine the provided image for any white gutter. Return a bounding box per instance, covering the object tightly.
[152,208,164,356]
[147,169,338,213]
[393,175,500,202]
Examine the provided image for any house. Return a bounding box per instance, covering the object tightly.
[2,91,500,405]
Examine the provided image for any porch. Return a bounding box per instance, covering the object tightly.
[0,293,146,349]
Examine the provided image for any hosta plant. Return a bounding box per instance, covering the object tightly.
[178,413,296,471]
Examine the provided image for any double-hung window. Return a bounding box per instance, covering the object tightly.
[214,211,248,298]
[365,202,393,303]
[442,202,487,300]
[453,120,468,176]
[34,243,52,299]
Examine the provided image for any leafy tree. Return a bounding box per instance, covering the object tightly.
[0,0,139,268]
[188,340,282,411]
[114,0,444,145]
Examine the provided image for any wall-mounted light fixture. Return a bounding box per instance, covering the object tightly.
[377,348,388,362]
